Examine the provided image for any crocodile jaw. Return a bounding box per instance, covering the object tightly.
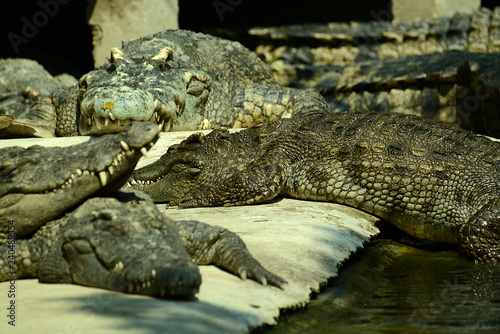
[79,88,181,135]
[0,122,160,241]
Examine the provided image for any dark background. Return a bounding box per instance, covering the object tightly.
[0,0,496,78]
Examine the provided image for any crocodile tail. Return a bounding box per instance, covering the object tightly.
[458,198,500,263]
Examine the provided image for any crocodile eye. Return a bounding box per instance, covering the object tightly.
[150,47,174,71]
[156,61,170,71]
[110,47,130,68]
[103,60,117,74]
[170,163,202,176]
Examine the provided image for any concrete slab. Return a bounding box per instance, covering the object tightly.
[0,130,380,333]
[392,0,480,20]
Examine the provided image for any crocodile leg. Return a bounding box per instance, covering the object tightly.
[458,198,500,263]
[176,220,286,287]
[232,83,328,128]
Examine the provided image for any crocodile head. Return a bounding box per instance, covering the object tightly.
[0,121,160,242]
[127,130,229,203]
[127,122,285,205]
[77,43,212,135]
[38,190,201,298]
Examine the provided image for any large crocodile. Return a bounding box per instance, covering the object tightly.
[4,29,327,138]
[128,111,500,263]
[0,122,284,296]
[0,188,285,298]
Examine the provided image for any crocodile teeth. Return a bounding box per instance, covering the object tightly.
[108,166,114,175]
[114,261,124,271]
[120,140,130,151]
[95,116,102,130]
[140,147,148,156]
[76,169,83,176]
[104,117,110,127]
[166,120,172,132]
[87,117,92,125]
[129,179,138,186]
[108,111,116,121]
[99,171,108,186]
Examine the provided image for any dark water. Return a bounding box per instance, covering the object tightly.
[266,230,500,334]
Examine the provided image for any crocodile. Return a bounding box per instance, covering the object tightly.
[0,58,77,119]
[0,121,160,243]
[3,29,328,138]
[128,111,500,263]
[0,188,285,298]
[0,58,77,138]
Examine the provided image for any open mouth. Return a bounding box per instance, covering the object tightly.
[80,97,183,134]
[40,138,155,196]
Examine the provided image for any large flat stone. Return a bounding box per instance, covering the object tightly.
[0,130,380,333]
[392,0,480,20]
[89,0,179,67]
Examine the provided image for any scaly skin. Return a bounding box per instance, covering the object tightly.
[27,29,327,136]
[0,121,160,242]
[129,111,500,262]
[0,189,285,298]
